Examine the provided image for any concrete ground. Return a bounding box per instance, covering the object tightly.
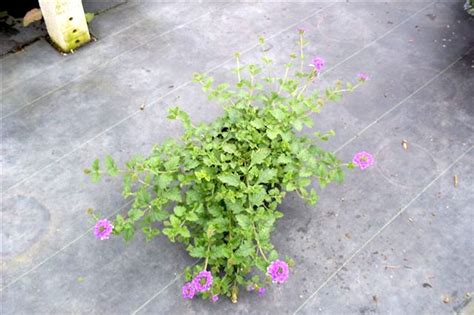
[1,1,473,314]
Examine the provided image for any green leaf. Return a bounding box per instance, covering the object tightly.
[225,201,244,214]
[189,246,206,258]
[235,214,252,229]
[91,159,101,183]
[292,119,303,131]
[277,155,292,164]
[250,119,265,129]
[257,168,277,183]
[104,156,118,176]
[170,215,180,227]
[164,187,182,202]
[164,156,180,170]
[186,212,199,222]
[217,174,241,187]
[236,240,254,257]
[266,128,279,140]
[128,209,144,221]
[222,143,237,154]
[270,108,286,121]
[158,174,174,189]
[173,206,186,217]
[211,244,231,259]
[269,250,278,261]
[251,148,270,165]
[177,226,190,238]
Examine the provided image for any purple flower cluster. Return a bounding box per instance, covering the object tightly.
[93,219,113,240]
[182,282,196,299]
[357,72,369,82]
[311,56,325,72]
[192,270,213,292]
[353,151,375,170]
[267,259,289,284]
[182,270,214,301]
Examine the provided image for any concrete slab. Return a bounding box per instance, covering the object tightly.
[298,149,474,315]
[1,1,473,314]
[1,1,422,287]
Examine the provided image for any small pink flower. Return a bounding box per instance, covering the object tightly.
[258,287,266,296]
[93,219,113,240]
[311,57,325,72]
[182,282,196,299]
[352,151,375,170]
[267,259,289,284]
[298,27,306,34]
[192,270,213,292]
[211,295,219,303]
[357,73,369,82]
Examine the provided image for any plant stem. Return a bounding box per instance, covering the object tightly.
[253,222,268,262]
[204,241,211,270]
[277,66,290,95]
[137,178,151,186]
[296,74,314,99]
[299,33,304,73]
[249,74,255,97]
[236,54,242,83]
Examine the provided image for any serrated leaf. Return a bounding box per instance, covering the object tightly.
[177,226,190,238]
[173,206,186,217]
[270,108,286,121]
[217,174,241,187]
[257,168,277,183]
[251,148,270,165]
[292,119,303,131]
[222,143,237,154]
[165,187,182,202]
[92,159,100,172]
[186,212,199,222]
[128,209,144,221]
[235,214,252,229]
[189,246,206,258]
[250,119,265,129]
[104,156,119,176]
[157,174,174,189]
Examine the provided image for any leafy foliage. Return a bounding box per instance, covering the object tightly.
[85,32,365,301]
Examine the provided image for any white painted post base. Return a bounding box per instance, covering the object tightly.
[38,0,91,53]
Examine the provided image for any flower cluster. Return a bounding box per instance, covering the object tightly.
[93,219,113,240]
[357,72,369,82]
[267,259,290,284]
[353,151,375,170]
[311,56,325,72]
[182,270,215,302]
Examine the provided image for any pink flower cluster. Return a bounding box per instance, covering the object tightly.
[311,56,325,72]
[357,72,369,82]
[267,259,290,284]
[353,151,375,170]
[182,270,217,302]
[93,219,113,240]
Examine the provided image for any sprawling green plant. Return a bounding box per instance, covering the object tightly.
[86,30,370,303]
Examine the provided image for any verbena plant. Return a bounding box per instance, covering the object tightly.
[86,29,371,303]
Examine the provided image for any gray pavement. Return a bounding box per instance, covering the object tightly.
[1,1,473,314]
